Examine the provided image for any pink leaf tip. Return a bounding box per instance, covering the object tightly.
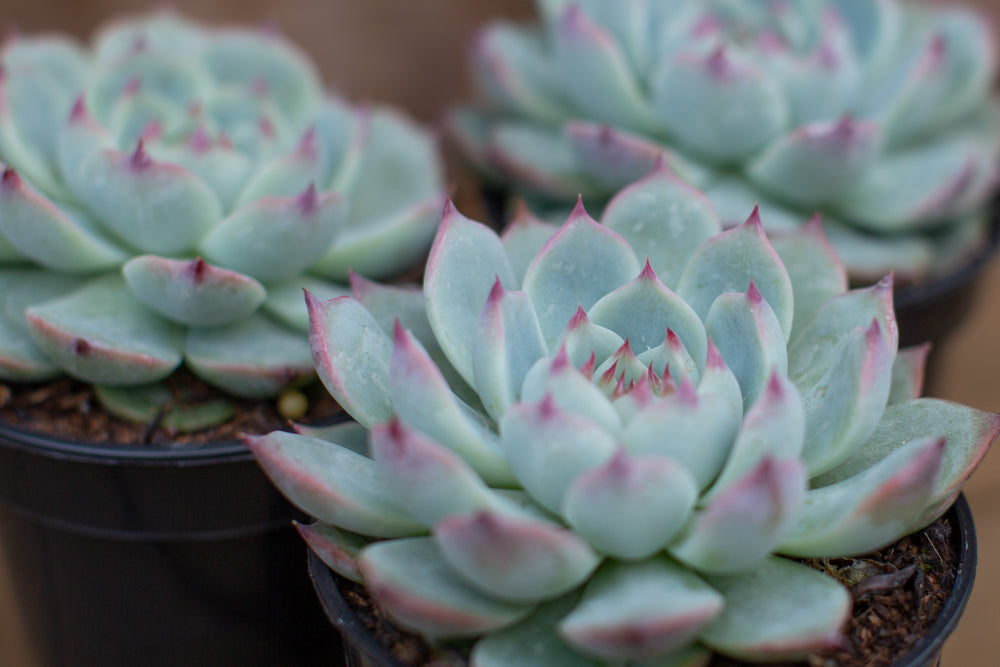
[296,183,319,215]
[1,166,21,190]
[130,140,152,170]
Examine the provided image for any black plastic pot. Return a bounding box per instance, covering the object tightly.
[308,495,977,667]
[0,423,343,667]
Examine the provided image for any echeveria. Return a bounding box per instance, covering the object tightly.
[451,0,1000,283]
[249,167,998,664]
[0,11,444,412]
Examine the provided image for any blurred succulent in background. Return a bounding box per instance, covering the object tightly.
[0,11,444,423]
[451,0,1000,284]
[249,168,998,665]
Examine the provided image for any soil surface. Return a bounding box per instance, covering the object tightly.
[334,514,958,667]
[0,371,344,449]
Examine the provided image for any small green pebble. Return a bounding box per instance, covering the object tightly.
[277,389,309,420]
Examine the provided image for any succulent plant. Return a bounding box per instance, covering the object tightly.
[248,167,998,665]
[0,11,444,420]
[451,0,1000,284]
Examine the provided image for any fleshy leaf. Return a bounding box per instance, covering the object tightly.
[700,557,850,661]
[558,558,724,661]
[500,204,559,285]
[122,256,266,326]
[565,122,671,194]
[25,275,183,385]
[435,509,601,603]
[671,458,806,574]
[522,200,641,345]
[296,521,368,583]
[563,449,698,560]
[0,270,80,380]
[359,537,534,638]
[677,210,794,342]
[888,344,930,405]
[244,430,423,538]
[600,164,721,288]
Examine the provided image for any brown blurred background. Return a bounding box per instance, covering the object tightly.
[0,0,999,665]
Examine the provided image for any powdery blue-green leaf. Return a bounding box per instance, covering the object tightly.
[487,122,592,198]
[0,270,82,381]
[306,293,393,428]
[149,131,256,212]
[563,449,698,560]
[523,200,641,345]
[699,557,850,661]
[770,218,848,341]
[435,510,601,603]
[500,204,559,285]
[295,521,368,583]
[677,209,794,341]
[551,5,657,134]
[747,118,883,207]
[558,558,724,661]
[651,49,788,164]
[589,261,709,371]
[799,320,895,477]
[704,283,787,408]
[390,323,513,486]
[184,313,314,398]
[552,307,625,371]
[888,344,930,405]
[25,275,183,385]
[500,396,619,513]
[635,328,700,388]
[565,122,672,195]
[671,458,806,574]
[473,279,548,421]
[232,128,333,207]
[369,419,496,527]
[600,163,721,288]
[0,168,127,272]
[122,256,266,327]
[779,437,945,557]
[424,201,517,387]
[292,419,369,456]
[359,537,534,638]
[199,185,344,283]
[261,275,351,333]
[243,430,423,538]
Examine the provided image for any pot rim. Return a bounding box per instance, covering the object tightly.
[308,494,977,667]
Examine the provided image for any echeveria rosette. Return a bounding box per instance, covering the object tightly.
[0,11,444,414]
[451,0,1000,284]
[248,168,999,665]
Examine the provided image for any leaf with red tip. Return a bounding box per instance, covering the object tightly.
[594,340,649,396]
[558,558,724,661]
[122,255,265,326]
[600,163,721,288]
[748,118,883,207]
[563,450,698,560]
[770,219,848,341]
[635,328,700,388]
[889,344,930,404]
[500,203,559,284]
[651,49,788,163]
[424,201,516,387]
[292,419,369,456]
[799,321,895,476]
[309,193,444,282]
[565,122,676,194]
[370,419,496,527]
[25,275,183,385]
[245,430,423,538]
[262,275,350,333]
[184,313,314,398]
[0,170,127,272]
[435,510,600,603]
[296,521,368,583]
[788,276,897,392]
[0,270,80,381]
[149,133,256,212]
[200,185,344,283]
[552,307,624,371]
[471,23,567,122]
[390,324,513,486]
[677,212,794,341]
[359,537,533,638]
[487,122,592,198]
[671,458,806,574]
[704,284,788,408]
[780,437,945,557]
[551,5,656,133]
[699,557,850,662]
[520,348,623,436]
[523,201,640,345]
[231,128,333,208]
[705,373,805,499]
[499,397,619,513]
[812,399,1000,519]
[472,280,547,421]
[306,293,393,427]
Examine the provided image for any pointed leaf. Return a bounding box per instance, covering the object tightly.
[565,122,672,194]
[359,537,533,638]
[563,450,698,560]
[0,270,80,380]
[296,521,368,583]
[500,205,559,285]
[244,430,423,538]
[487,122,591,198]
[559,558,724,661]
[520,347,623,436]
[292,419,369,456]
[889,344,930,405]
[552,307,624,371]
[262,275,350,333]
